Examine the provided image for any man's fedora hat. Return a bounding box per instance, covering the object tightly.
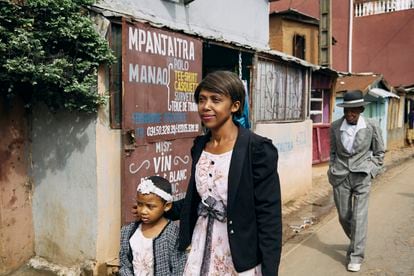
[337,90,370,108]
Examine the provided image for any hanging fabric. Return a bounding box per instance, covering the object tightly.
[233,51,251,129]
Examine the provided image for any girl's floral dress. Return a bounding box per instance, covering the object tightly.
[130,224,154,276]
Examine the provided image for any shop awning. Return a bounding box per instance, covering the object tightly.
[369,88,400,99]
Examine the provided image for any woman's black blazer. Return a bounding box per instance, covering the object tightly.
[169,126,282,276]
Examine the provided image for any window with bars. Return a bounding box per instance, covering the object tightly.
[254,58,306,122]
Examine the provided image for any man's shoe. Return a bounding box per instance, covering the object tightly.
[347,263,361,272]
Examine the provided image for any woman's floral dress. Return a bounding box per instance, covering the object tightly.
[183,150,261,276]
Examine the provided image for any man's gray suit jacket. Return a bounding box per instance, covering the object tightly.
[328,116,385,186]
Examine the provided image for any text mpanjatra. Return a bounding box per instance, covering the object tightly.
[128,26,198,94]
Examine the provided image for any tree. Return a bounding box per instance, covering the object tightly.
[0,0,115,112]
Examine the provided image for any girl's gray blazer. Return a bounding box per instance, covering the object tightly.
[169,126,282,276]
[119,220,186,276]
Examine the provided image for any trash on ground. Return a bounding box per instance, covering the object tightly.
[289,217,315,233]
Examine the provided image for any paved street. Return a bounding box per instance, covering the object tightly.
[279,157,414,276]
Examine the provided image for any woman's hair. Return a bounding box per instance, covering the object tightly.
[194,70,245,117]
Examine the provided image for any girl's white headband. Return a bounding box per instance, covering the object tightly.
[137,178,173,202]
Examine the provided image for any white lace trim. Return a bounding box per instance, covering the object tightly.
[137,179,173,202]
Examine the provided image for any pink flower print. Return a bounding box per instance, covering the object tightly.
[212,253,237,276]
[196,154,215,196]
[197,155,211,177]
[133,251,153,275]
[212,172,227,201]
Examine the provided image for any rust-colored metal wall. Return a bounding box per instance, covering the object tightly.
[332,0,351,72]
[0,97,34,275]
[121,21,202,223]
[353,9,414,86]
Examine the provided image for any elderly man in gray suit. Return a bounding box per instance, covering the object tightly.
[328,90,385,272]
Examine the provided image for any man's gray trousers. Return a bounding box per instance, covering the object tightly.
[333,172,371,264]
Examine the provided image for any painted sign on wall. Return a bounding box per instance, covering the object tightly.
[122,20,202,223]
[123,20,202,143]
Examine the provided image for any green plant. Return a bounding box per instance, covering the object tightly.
[0,0,115,112]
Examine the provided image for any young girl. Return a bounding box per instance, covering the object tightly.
[171,70,282,275]
[119,176,187,276]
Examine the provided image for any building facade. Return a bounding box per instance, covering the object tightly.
[269,9,320,64]
[2,0,321,275]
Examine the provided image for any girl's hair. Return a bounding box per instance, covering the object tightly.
[144,176,172,203]
[148,176,172,194]
[194,70,245,117]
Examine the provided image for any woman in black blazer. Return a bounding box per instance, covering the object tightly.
[169,71,282,276]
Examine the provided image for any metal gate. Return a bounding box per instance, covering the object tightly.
[121,20,202,223]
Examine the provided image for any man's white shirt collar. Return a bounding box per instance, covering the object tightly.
[340,115,366,153]
[340,115,367,133]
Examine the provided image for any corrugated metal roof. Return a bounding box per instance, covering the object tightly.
[89,5,338,75]
[369,88,400,99]
[269,0,320,19]
[401,84,414,93]
[261,49,337,73]
[269,8,319,26]
[334,73,384,93]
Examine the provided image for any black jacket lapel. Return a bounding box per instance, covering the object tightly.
[227,127,250,210]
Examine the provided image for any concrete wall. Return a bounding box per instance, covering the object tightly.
[269,17,319,64]
[29,68,121,272]
[255,120,313,203]
[0,97,34,275]
[94,0,270,49]
[95,70,122,272]
[31,104,99,266]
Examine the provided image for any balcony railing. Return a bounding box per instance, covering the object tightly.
[354,0,414,17]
